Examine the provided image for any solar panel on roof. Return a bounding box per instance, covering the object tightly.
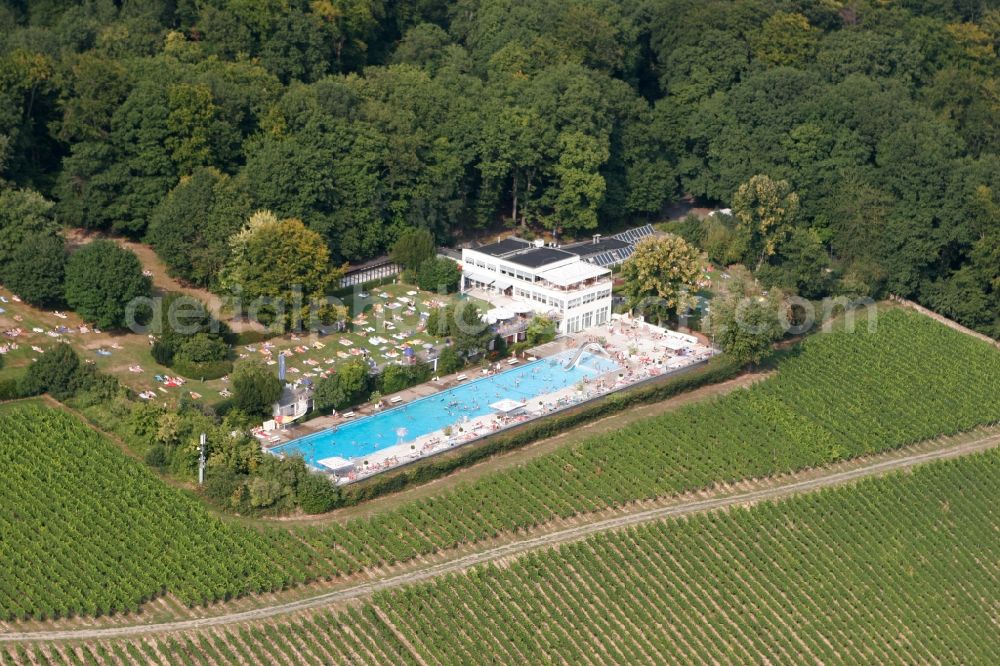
[611,224,654,245]
[588,249,627,267]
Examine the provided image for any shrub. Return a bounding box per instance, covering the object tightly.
[150,294,230,373]
[151,340,175,366]
[171,358,233,381]
[19,343,81,401]
[488,334,508,360]
[145,446,168,469]
[296,473,340,514]
[526,315,557,345]
[203,468,246,509]
[436,346,462,374]
[175,333,228,365]
[313,359,370,412]
[378,362,432,395]
[231,361,282,417]
[416,257,460,293]
[0,377,22,401]
[510,341,531,357]
[69,369,121,407]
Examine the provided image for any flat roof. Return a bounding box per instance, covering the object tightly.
[562,237,630,257]
[464,270,495,285]
[506,247,576,268]
[536,261,610,286]
[317,456,354,471]
[490,398,526,413]
[473,238,533,257]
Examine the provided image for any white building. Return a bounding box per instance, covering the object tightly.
[461,238,613,335]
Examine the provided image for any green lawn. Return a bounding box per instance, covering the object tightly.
[0,282,486,408]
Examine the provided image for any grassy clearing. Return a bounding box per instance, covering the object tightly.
[0,278,483,408]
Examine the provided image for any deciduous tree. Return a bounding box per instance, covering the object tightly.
[3,233,66,307]
[710,294,784,368]
[222,211,342,328]
[732,175,800,272]
[64,240,152,329]
[390,227,436,272]
[620,235,701,321]
[231,360,282,417]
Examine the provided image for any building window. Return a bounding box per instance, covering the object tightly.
[582,311,593,328]
[595,307,608,326]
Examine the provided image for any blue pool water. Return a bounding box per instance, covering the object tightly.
[271,351,619,467]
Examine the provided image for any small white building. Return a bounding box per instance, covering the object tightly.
[461,238,613,335]
[272,383,312,424]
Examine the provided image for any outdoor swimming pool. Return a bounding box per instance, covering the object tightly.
[271,350,620,467]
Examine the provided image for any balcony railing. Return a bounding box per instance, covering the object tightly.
[533,277,612,292]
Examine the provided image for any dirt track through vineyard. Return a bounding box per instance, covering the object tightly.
[4,427,998,643]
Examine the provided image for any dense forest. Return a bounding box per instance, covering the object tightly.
[0,0,998,336]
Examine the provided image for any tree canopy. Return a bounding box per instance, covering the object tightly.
[619,235,701,321]
[731,175,800,272]
[231,360,283,417]
[1,0,999,337]
[19,343,82,401]
[390,227,437,272]
[222,210,341,328]
[710,294,784,368]
[3,232,66,307]
[313,358,370,412]
[64,240,152,329]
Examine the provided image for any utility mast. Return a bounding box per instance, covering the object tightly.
[198,433,206,485]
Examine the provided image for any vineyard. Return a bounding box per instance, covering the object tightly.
[1,309,1000,622]
[0,408,313,620]
[4,446,999,664]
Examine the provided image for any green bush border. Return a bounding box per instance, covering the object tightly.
[337,354,742,506]
[228,330,274,347]
[0,376,27,401]
[170,358,233,381]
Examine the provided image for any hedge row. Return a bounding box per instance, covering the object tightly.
[170,358,233,381]
[338,354,743,506]
[0,377,27,401]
